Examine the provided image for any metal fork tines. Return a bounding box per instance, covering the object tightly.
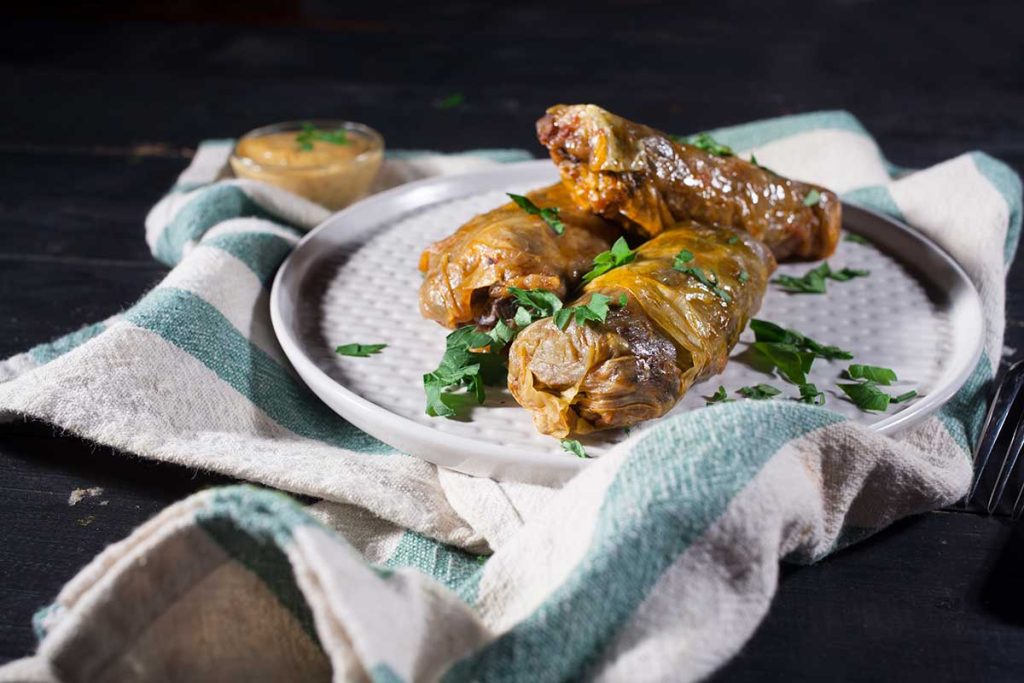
[968,360,1024,517]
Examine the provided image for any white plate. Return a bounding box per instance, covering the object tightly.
[271,161,984,485]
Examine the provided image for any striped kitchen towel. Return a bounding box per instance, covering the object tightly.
[0,112,1019,682]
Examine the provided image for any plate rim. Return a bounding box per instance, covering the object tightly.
[270,159,985,483]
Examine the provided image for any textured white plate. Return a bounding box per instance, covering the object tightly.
[271,161,984,484]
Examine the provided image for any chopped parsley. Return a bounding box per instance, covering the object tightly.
[773,262,870,294]
[749,319,853,360]
[422,326,506,418]
[844,364,898,385]
[727,235,740,245]
[706,385,733,405]
[508,193,565,235]
[845,233,871,245]
[738,270,750,283]
[738,384,782,400]
[837,382,892,412]
[554,293,617,330]
[803,189,822,207]
[673,250,731,302]
[296,123,349,151]
[797,383,825,405]
[336,343,386,357]
[561,439,589,458]
[508,287,563,318]
[838,364,917,412]
[685,132,734,157]
[436,92,465,110]
[583,237,636,282]
[751,342,814,385]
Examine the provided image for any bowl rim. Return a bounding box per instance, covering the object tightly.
[231,119,385,172]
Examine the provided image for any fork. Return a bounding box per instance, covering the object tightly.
[967,360,1024,517]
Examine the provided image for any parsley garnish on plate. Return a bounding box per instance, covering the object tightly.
[706,385,733,405]
[773,262,870,294]
[436,92,465,110]
[797,383,825,405]
[508,287,563,318]
[738,384,782,400]
[845,233,871,245]
[749,319,853,360]
[583,237,636,282]
[844,364,898,385]
[561,439,590,458]
[422,326,506,418]
[751,342,814,384]
[803,189,822,207]
[336,343,386,357]
[508,193,565,235]
[838,364,917,412]
[296,123,349,151]
[673,249,731,302]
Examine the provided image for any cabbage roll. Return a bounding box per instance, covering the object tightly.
[419,183,620,328]
[508,223,775,437]
[537,104,841,261]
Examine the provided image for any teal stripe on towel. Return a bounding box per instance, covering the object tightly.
[841,185,906,222]
[125,287,391,454]
[203,230,298,287]
[705,110,870,154]
[196,487,323,642]
[154,185,288,267]
[935,353,994,453]
[444,402,843,682]
[969,152,1023,264]
[29,320,109,365]
[383,531,484,603]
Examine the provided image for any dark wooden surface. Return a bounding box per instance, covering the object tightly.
[1,2,1023,679]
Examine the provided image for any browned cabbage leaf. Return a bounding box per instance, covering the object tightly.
[419,183,620,328]
[537,104,841,261]
[508,223,775,437]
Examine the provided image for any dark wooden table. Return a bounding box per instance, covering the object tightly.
[2,2,1023,679]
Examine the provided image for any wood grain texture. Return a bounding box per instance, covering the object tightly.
[0,1,1022,676]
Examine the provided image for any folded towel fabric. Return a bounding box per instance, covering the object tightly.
[0,112,1019,682]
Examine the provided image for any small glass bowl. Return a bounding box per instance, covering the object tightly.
[229,120,384,211]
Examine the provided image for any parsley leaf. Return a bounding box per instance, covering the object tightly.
[423,326,505,418]
[797,383,825,405]
[508,287,563,318]
[738,383,782,400]
[803,189,822,207]
[892,390,918,403]
[555,293,615,330]
[844,364,898,385]
[583,237,637,282]
[773,262,870,294]
[749,319,853,360]
[685,132,734,157]
[507,193,565,235]
[838,382,892,412]
[296,123,350,151]
[673,250,731,302]
[336,343,386,357]
[845,233,871,245]
[561,439,590,458]
[706,385,733,405]
[751,342,814,384]
[436,92,465,110]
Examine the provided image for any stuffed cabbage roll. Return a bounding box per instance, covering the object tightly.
[508,223,774,437]
[419,183,620,328]
[537,104,841,261]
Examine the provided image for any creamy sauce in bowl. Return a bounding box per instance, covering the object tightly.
[230,121,384,211]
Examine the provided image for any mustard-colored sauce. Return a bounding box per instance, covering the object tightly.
[230,128,383,211]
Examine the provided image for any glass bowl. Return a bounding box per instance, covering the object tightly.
[229,120,384,211]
